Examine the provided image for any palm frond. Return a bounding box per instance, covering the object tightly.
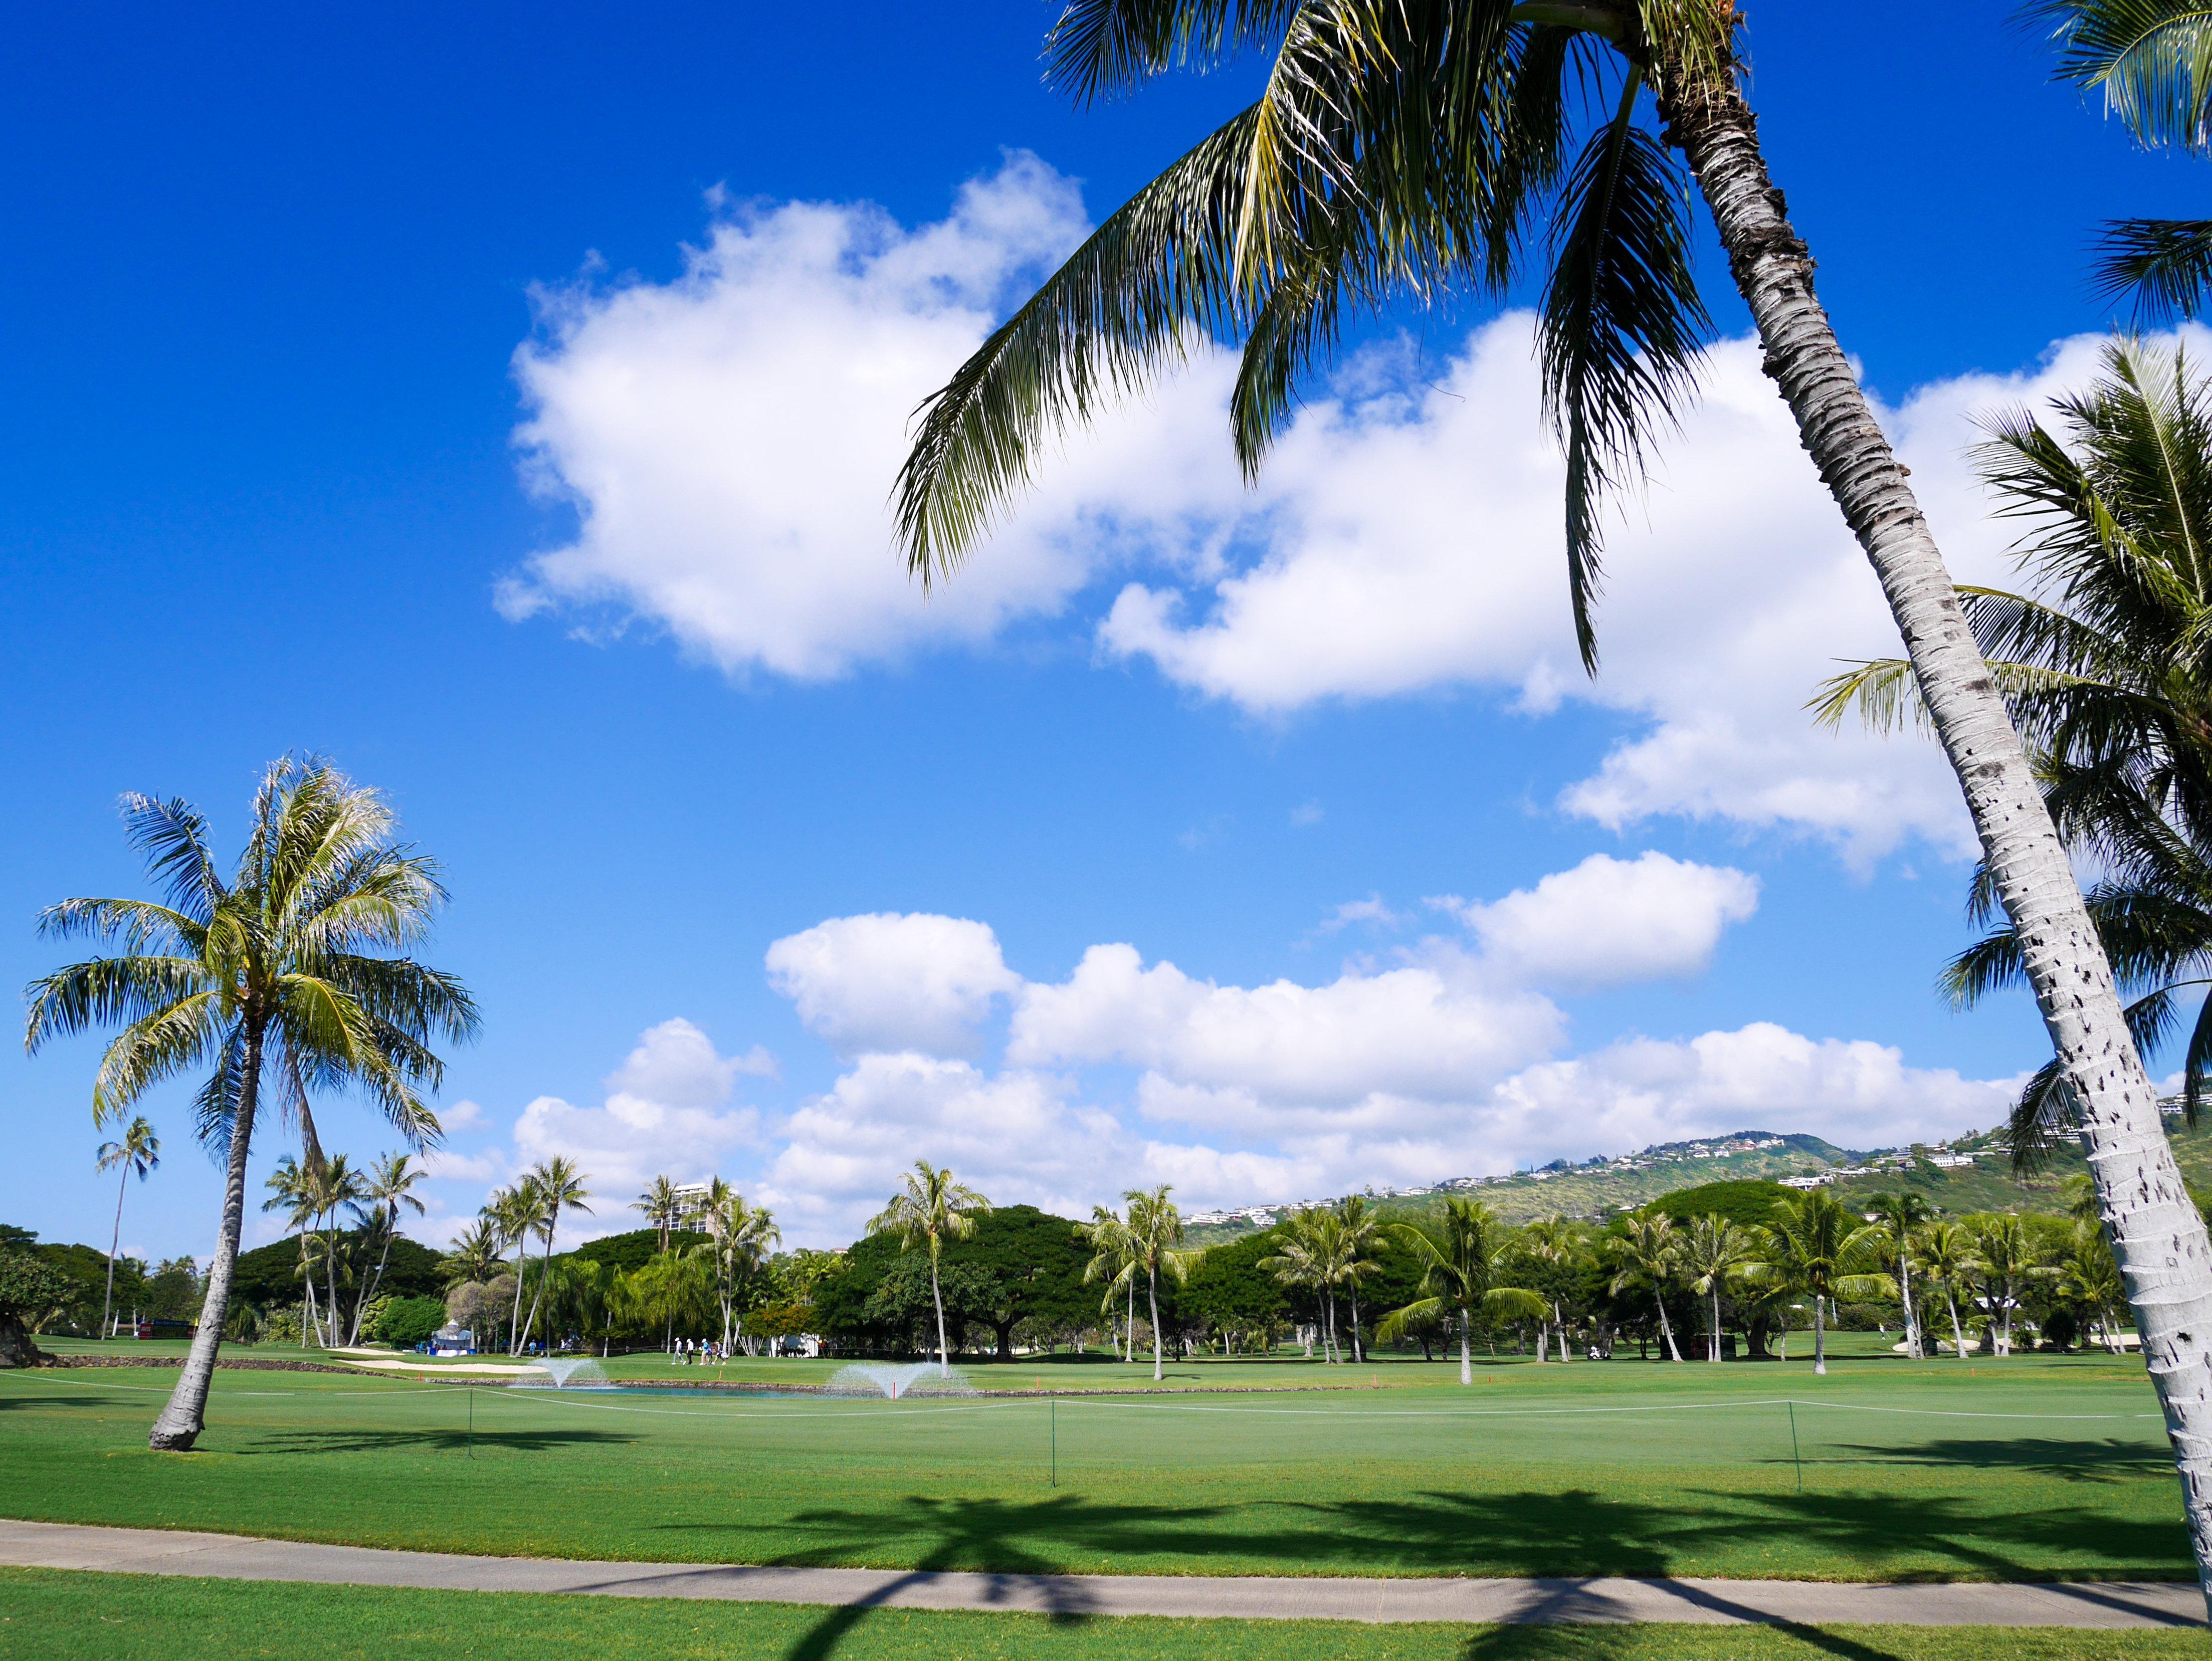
[2094,217,2212,320]
[1538,64,1709,671]
[2034,0,2212,152]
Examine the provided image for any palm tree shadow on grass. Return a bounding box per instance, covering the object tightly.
[653,1485,2185,1585]
[1824,1435,2170,1484]
[1457,1623,1915,1661]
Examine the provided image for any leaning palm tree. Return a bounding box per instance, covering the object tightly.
[516,1157,592,1355]
[1819,344,2212,1147]
[868,1161,987,1376]
[1914,1219,1981,1362]
[1864,1192,1937,1361]
[347,1152,428,1345]
[1746,1190,1886,1376]
[1607,1214,1686,1363]
[25,759,476,1445]
[2058,1217,2131,1350]
[2035,2,2212,320]
[93,1117,159,1340]
[891,4,2212,1585]
[1124,1184,1193,1380]
[1679,1214,1755,1364]
[1968,1213,2048,1359]
[1380,1198,1545,1384]
[702,1185,779,1352]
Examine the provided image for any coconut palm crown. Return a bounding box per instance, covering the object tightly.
[24,757,477,1449]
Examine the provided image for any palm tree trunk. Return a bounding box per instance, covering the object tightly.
[1125,1276,1135,1364]
[102,1167,127,1341]
[1814,1295,1828,1377]
[508,1245,528,1355]
[149,1030,261,1450]
[1945,1290,1967,1362]
[520,1224,555,1355]
[930,1259,950,1376]
[1655,1291,1682,1363]
[1900,1258,1919,1360]
[1349,1284,1362,1364]
[1711,1291,1723,1363]
[300,1255,318,1349]
[352,1212,398,1347]
[1458,1305,1472,1386]
[1148,1267,1163,1382]
[323,1212,344,1349]
[1662,55,2212,1607]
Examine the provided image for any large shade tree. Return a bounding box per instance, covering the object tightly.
[889,0,2212,1596]
[25,759,477,1448]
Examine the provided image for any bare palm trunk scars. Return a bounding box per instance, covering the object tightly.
[1661,57,2212,1608]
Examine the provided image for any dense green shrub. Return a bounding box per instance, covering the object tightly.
[374,1295,447,1350]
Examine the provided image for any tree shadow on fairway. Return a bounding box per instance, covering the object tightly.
[683,1483,2186,1585]
[1458,1622,1916,1661]
[763,1497,1100,1660]
[1822,1435,2168,1483]
[237,1426,637,1456]
[0,1393,108,1410]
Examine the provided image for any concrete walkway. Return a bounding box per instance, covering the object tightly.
[0,1519,2200,1628]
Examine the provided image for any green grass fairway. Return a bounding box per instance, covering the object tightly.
[0,1570,2205,1661]
[0,1348,2186,1582]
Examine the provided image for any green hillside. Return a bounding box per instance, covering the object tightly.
[1182,1117,2212,1244]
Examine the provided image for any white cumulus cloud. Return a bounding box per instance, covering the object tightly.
[1443,851,1761,989]
[766,912,1022,1055]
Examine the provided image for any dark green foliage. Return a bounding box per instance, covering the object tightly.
[568,1228,711,1276]
[1645,1180,1791,1231]
[374,1295,447,1349]
[813,1208,1090,1359]
[0,1248,80,1320]
[1181,1226,1292,1343]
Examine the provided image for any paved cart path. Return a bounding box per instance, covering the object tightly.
[0,1518,2200,1628]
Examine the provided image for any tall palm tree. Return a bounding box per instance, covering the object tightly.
[1608,1213,1686,1363]
[2036,3,2212,320]
[1819,344,2212,1144]
[2058,1217,2131,1350]
[635,1176,685,1256]
[1079,1203,1141,1361]
[890,4,2212,1581]
[1520,1216,1589,1363]
[516,1157,592,1355]
[25,758,476,1448]
[93,1117,159,1340]
[441,1219,502,1290]
[1914,1219,1981,1363]
[1334,1195,1385,1363]
[1747,1190,1885,1376]
[309,1153,366,1348]
[1863,1192,1938,1360]
[347,1152,427,1346]
[1123,1185,1194,1380]
[1263,1209,1355,1362]
[485,1180,547,1355]
[1380,1198,1545,1384]
[1680,1215,1754,1364]
[1969,1213,2048,1359]
[702,1184,779,1352]
[262,1155,326,1347]
[869,1161,987,1376]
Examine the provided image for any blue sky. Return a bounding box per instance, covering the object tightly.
[2,3,2195,1257]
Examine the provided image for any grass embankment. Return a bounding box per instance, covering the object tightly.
[0,1348,2183,1582]
[0,1570,2202,1661]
